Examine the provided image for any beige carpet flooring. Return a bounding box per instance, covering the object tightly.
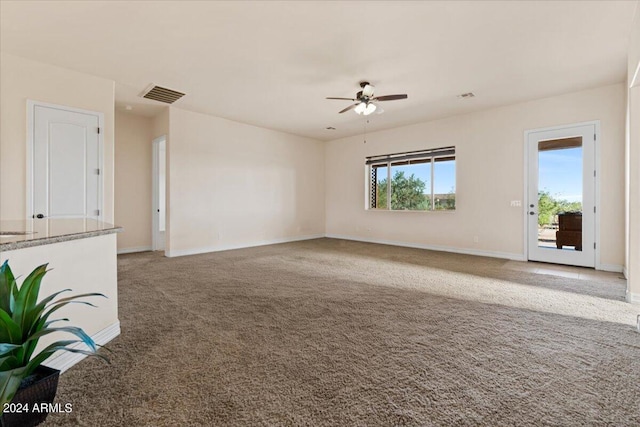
[47,238,640,426]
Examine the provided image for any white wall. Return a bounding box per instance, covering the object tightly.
[166,107,325,256]
[326,84,626,268]
[0,53,115,222]
[625,2,640,301]
[115,110,153,252]
[152,108,170,141]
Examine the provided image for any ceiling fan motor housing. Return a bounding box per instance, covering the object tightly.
[327,81,407,114]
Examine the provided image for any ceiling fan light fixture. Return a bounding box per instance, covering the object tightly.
[363,103,377,115]
[355,102,376,115]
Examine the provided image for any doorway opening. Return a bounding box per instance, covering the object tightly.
[525,122,598,268]
[152,136,166,251]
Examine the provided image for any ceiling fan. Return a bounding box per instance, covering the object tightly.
[326,81,408,115]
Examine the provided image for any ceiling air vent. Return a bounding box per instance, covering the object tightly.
[140,84,186,104]
[457,92,475,99]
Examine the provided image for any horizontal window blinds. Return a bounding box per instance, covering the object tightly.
[365,146,455,165]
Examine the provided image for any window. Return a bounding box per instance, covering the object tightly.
[367,147,456,211]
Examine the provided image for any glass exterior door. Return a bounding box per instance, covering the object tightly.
[527,124,595,267]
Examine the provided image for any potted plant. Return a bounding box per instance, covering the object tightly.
[0,260,108,427]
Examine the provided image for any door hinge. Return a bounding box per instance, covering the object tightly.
[94,209,100,216]
[594,133,596,141]
[594,206,596,213]
[97,127,101,134]
[594,242,596,249]
[594,170,596,177]
[95,168,100,175]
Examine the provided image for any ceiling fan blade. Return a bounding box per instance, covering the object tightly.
[338,103,359,114]
[326,97,357,101]
[362,84,375,98]
[372,94,408,102]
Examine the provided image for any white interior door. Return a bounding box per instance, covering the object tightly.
[31,102,102,220]
[152,136,166,251]
[526,123,596,267]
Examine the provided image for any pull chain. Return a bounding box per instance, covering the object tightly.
[363,118,369,144]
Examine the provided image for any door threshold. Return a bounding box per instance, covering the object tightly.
[503,260,624,282]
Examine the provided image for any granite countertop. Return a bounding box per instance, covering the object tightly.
[0,219,122,251]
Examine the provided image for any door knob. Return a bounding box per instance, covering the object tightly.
[35,214,45,219]
[530,204,535,208]
[529,212,535,215]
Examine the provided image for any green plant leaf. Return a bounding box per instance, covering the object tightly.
[95,343,114,354]
[43,318,70,328]
[0,260,16,314]
[35,301,96,335]
[35,296,104,333]
[0,308,21,343]
[22,338,40,367]
[34,289,72,309]
[23,288,72,335]
[0,355,19,371]
[12,264,48,331]
[44,292,106,308]
[0,343,21,358]
[0,365,28,407]
[25,326,97,352]
[26,341,109,376]
[23,339,78,372]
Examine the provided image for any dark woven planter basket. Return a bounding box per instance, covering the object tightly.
[1,366,60,427]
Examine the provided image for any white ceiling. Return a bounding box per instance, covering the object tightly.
[1,1,637,141]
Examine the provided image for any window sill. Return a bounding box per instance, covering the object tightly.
[366,208,456,213]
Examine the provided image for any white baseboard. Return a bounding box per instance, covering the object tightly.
[117,246,152,255]
[43,321,121,373]
[623,267,628,279]
[596,264,624,273]
[166,234,325,258]
[626,291,640,304]
[325,234,526,261]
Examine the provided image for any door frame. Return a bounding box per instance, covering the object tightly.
[523,120,601,269]
[26,100,105,220]
[151,135,166,251]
